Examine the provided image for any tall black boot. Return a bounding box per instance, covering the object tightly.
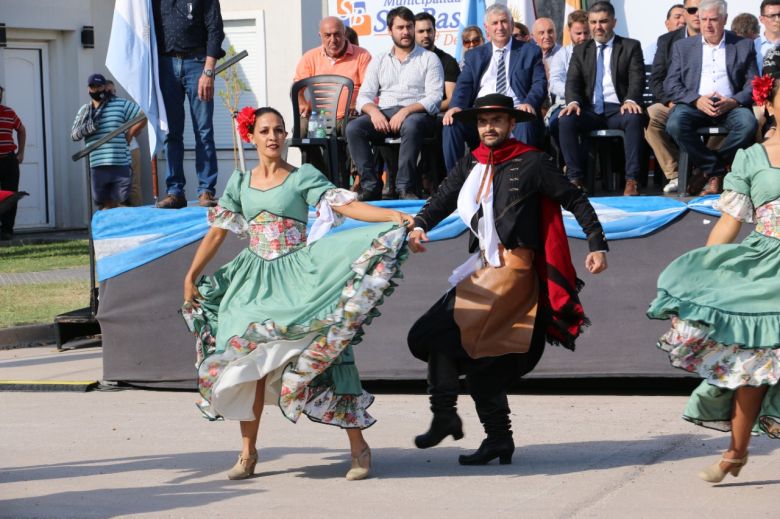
[415,353,464,449]
[458,392,514,465]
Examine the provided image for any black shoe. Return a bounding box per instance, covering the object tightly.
[458,437,514,465]
[414,412,464,449]
[397,190,419,200]
[381,186,397,200]
[357,189,381,202]
[156,194,187,209]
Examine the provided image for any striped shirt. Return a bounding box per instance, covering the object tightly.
[0,105,22,155]
[73,97,141,168]
[356,44,443,115]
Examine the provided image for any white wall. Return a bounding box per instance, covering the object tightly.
[1,0,115,229]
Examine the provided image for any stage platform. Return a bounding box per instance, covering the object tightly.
[96,205,741,388]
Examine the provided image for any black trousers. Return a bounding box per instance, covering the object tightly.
[408,288,546,435]
[0,153,21,234]
[558,102,646,181]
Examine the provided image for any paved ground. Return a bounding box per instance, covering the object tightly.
[0,346,778,519]
[0,267,90,286]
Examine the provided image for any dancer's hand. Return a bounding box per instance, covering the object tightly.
[388,211,414,227]
[408,228,429,253]
[585,252,607,274]
[183,279,203,308]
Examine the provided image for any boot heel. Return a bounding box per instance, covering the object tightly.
[499,453,512,465]
[453,430,464,441]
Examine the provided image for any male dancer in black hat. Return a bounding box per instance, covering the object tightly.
[407,93,608,465]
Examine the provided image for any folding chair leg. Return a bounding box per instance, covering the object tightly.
[678,150,689,197]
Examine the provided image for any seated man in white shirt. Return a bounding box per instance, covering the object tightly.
[346,6,443,200]
[664,0,758,195]
[545,10,590,149]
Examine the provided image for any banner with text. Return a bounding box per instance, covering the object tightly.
[328,0,465,58]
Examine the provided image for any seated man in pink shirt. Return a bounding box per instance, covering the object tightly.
[294,16,372,175]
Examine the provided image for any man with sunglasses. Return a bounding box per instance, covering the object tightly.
[665,0,758,196]
[647,0,703,194]
[756,0,780,73]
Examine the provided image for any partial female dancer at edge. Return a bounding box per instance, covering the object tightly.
[647,74,780,483]
[181,106,412,481]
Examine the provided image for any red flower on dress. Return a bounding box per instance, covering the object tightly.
[752,74,775,106]
[236,106,257,143]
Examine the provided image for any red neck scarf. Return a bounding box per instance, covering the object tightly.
[470,138,588,351]
[471,138,537,165]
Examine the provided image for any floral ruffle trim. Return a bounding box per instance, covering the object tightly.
[682,415,780,438]
[715,190,754,223]
[648,289,780,348]
[308,188,358,244]
[278,226,408,423]
[207,204,249,238]
[658,317,780,389]
[301,386,376,429]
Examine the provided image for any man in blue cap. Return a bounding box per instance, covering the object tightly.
[71,73,146,209]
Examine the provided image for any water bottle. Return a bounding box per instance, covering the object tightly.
[315,110,327,138]
[307,110,318,138]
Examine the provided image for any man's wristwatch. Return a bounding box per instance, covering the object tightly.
[203,68,215,78]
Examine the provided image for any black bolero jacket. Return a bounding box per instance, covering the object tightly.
[412,151,608,253]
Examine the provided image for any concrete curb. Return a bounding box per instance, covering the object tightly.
[0,323,55,349]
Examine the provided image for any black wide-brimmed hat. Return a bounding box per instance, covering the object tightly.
[452,93,535,124]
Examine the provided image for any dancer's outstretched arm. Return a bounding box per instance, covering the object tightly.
[334,200,414,227]
[706,213,742,246]
[184,226,228,306]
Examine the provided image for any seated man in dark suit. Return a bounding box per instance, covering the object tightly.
[558,1,646,196]
[441,2,547,172]
[646,0,702,194]
[664,0,758,195]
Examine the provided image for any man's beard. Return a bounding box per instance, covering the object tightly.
[393,35,414,49]
[482,133,506,148]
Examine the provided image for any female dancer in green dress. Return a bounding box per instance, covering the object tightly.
[648,75,780,483]
[182,107,412,481]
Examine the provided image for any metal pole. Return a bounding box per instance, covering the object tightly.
[82,160,98,317]
[72,50,249,162]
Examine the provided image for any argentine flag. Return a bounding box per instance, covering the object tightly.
[105,0,168,155]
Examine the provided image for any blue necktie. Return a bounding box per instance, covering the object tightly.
[496,48,507,95]
[594,44,606,115]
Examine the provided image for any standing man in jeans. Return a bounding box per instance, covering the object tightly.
[0,85,26,241]
[152,0,225,208]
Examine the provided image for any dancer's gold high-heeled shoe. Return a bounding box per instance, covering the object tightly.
[345,446,371,481]
[698,453,748,483]
[227,452,258,480]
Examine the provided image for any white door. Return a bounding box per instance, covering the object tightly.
[4,45,53,228]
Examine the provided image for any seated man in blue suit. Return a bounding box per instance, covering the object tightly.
[441,3,547,172]
[664,0,758,195]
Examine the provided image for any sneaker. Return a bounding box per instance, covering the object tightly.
[663,178,678,193]
[156,194,187,209]
[198,192,218,207]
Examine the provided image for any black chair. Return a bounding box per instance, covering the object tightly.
[677,126,729,196]
[585,64,654,194]
[288,75,354,188]
[378,131,437,198]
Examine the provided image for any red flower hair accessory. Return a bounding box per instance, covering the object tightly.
[752,74,775,106]
[236,106,257,143]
